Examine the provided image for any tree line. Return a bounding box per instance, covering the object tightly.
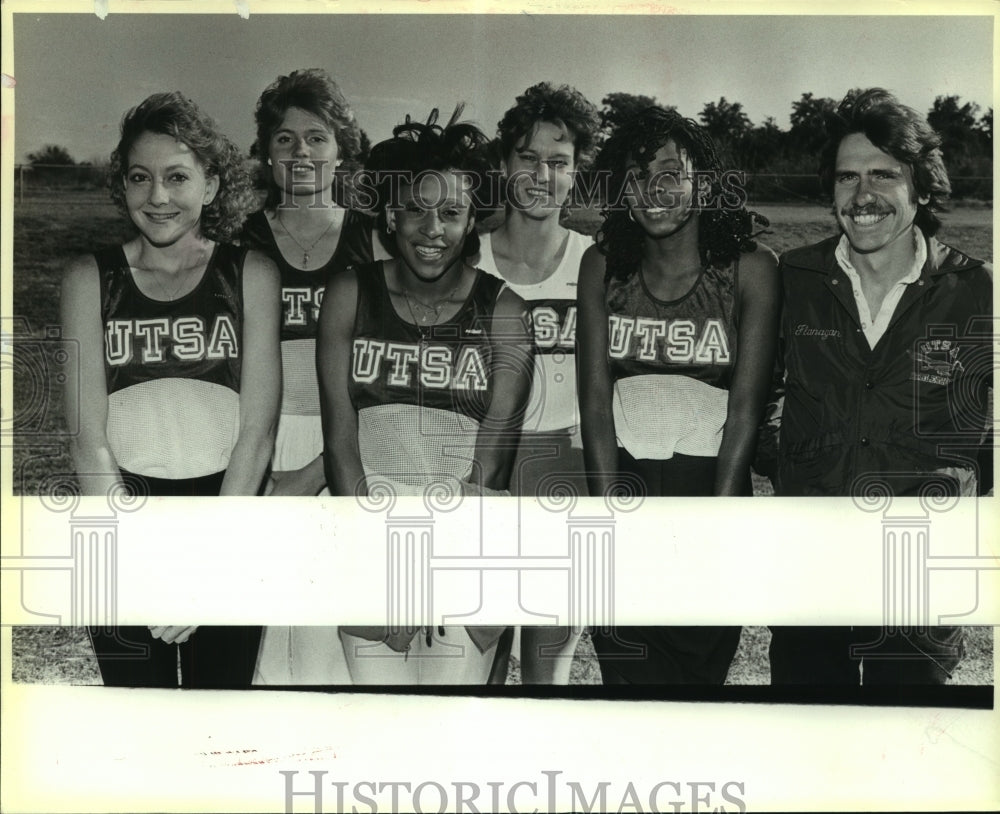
[22,91,993,201]
[599,91,992,200]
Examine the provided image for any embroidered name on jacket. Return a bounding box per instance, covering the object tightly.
[352,338,488,391]
[794,323,842,339]
[105,315,239,365]
[607,315,731,363]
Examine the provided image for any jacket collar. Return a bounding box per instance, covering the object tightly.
[783,229,985,279]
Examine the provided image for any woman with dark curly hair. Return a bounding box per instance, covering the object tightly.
[475,82,600,684]
[577,106,779,684]
[61,91,280,687]
[317,108,533,683]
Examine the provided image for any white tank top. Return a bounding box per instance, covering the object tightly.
[476,229,591,433]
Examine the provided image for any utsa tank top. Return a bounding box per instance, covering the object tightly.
[349,261,505,490]
[97,243,245,479]
[476,229,590,433]
[605,259,738,460]
[241,208,373,416]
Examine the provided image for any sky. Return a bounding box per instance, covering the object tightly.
[7,10,995,165]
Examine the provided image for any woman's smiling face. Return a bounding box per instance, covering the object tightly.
[503,119,576,217]
[623,138,697,238]
[388,169,475,283]
[124,131,219,246]
[268,106,341,198]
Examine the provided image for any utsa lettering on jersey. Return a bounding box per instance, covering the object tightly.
[529,301,576,351]
[280,285,324,327]
[95,243,247,478]
[351,338,489,392]
[104,314,239,365]
[348,263,501,427]
[606,315,731,364]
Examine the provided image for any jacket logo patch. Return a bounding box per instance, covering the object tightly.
[910,339,964,385]
[794,324,841,339]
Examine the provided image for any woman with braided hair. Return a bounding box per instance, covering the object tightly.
[317,108,533,683]
[576,106,779,684]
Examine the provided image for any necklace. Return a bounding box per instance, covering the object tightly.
[132,265,195,301]
[401,279,464,334]
[151,270,188,301]
[276,211,339,267]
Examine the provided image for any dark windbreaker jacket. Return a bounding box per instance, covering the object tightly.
[775,231,993,497]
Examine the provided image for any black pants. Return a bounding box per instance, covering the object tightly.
[88,469,262,688]
[88,625,263,688]
[768,626,965,685]
[591,625,742,684]
[591,451,743,685]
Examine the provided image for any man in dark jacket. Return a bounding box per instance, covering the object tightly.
[768,88,993,686]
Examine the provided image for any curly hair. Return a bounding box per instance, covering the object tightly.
[363,106,492,259]
[497,82,601,170]
[108,91,256,242]
[818,87,950,236]
[251,68,363,208]
[594,105,766,282]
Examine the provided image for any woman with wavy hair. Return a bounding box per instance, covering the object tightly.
[61,91,280,687]
[245,68,375,497]
[576,106,779,684]
[476,82,600,684]
[317,108,533,683]
[245,68,376,686]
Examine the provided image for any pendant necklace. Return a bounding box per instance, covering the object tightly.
[150,270,187,301]
[133,265,194,301]
[277,211,338,267]
[402,278,464,337]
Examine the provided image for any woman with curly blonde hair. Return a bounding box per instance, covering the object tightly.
[61,91,280,687]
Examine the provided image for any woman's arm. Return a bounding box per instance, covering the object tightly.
[468,286,534,492]
[60,255,123,496]
[714,246,781,496]
[575,245,619,497]
[219,250,282,496]
[317,269,367,496]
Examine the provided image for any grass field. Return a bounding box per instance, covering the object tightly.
[11,624,994,686]
[8,192,995,687]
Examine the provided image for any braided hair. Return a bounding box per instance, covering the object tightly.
[595,105,767,282]
[364,106,493,259]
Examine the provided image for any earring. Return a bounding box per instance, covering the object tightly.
[386,225,394,235]
[267,158,273,166]
[627,209,636,223]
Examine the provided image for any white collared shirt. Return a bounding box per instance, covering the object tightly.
[835,228,927,348]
